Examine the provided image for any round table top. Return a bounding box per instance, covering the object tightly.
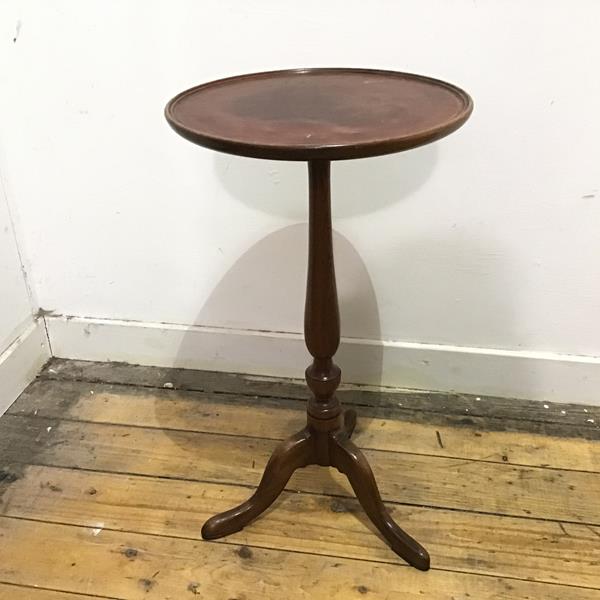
[165,68,473,161]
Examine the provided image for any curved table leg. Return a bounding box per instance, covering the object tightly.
[330,433,430,571]
[201,427,314,540]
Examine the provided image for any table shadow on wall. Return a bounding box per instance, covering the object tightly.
[173,223,384,384]
[213,144,437,219]
[167,141,524,396]
[174,145,439,387]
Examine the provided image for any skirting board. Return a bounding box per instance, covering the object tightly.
[45,315,600,406]
[0,318,51,416]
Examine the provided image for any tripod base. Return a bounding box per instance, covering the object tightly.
[201,408,430,571]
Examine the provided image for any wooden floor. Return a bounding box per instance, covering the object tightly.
[1,360,600,599]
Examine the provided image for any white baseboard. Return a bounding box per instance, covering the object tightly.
[46,315,600,406]
[0,318,51,416]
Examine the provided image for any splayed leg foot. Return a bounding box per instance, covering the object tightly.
[330,433,430,570]
[201,427,314,540]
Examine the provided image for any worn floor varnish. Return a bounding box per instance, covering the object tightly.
[0,359,599,599]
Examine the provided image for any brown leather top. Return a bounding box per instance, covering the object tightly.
[165,68,472,161]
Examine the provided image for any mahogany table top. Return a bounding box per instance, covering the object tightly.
[165,68,472,161]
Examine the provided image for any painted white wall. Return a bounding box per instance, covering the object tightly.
[1,1,600,401]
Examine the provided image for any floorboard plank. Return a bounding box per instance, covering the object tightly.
[11,380,600,472]
[0,517,597,600]
[1,414,599,525]
[1,465,599,589]
[40,358,600,433]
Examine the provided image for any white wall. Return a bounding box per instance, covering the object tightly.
[1,1,600,402]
